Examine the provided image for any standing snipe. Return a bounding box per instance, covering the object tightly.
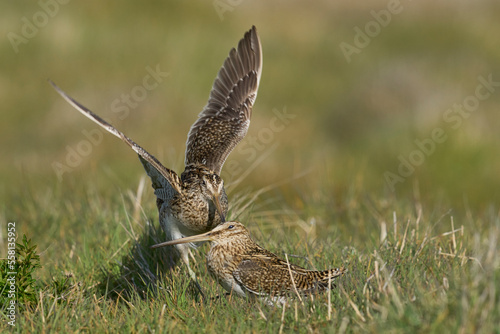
[50,26,263,291]
[151,222,347,305]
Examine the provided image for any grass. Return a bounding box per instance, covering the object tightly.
[1,179,499,332]
[2,0,500,332]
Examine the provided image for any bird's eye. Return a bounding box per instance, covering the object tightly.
[228,225,234,229]
[201,180,206,186]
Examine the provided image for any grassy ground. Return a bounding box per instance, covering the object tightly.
[1,1,500,332]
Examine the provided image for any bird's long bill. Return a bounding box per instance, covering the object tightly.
[150,231,213,249]
[212,194,225,222]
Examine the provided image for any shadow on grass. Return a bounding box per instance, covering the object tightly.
[95,219,200,303]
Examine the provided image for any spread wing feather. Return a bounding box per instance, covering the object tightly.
[50,80,182,195]
[185,26,263,175]
[138,156,180,210]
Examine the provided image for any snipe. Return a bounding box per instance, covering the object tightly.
[50,26,263,293]
[152,221,347,305]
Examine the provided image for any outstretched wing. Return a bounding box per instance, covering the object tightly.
[50,81,182,196]
[185,25,263,175]
[138,156,179,210]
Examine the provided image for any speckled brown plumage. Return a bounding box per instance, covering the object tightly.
[186,26,262,175]
[50,26,263,288]
[151,222,347,305]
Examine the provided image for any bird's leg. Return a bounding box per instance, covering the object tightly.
[177,244,206,301]
[188,248,197,263]
[187,264,206,301]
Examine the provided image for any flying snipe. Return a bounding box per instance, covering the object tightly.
[50,26,263,289]
[152,222,347,305]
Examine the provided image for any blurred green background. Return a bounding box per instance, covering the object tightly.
[1,1,500,252]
